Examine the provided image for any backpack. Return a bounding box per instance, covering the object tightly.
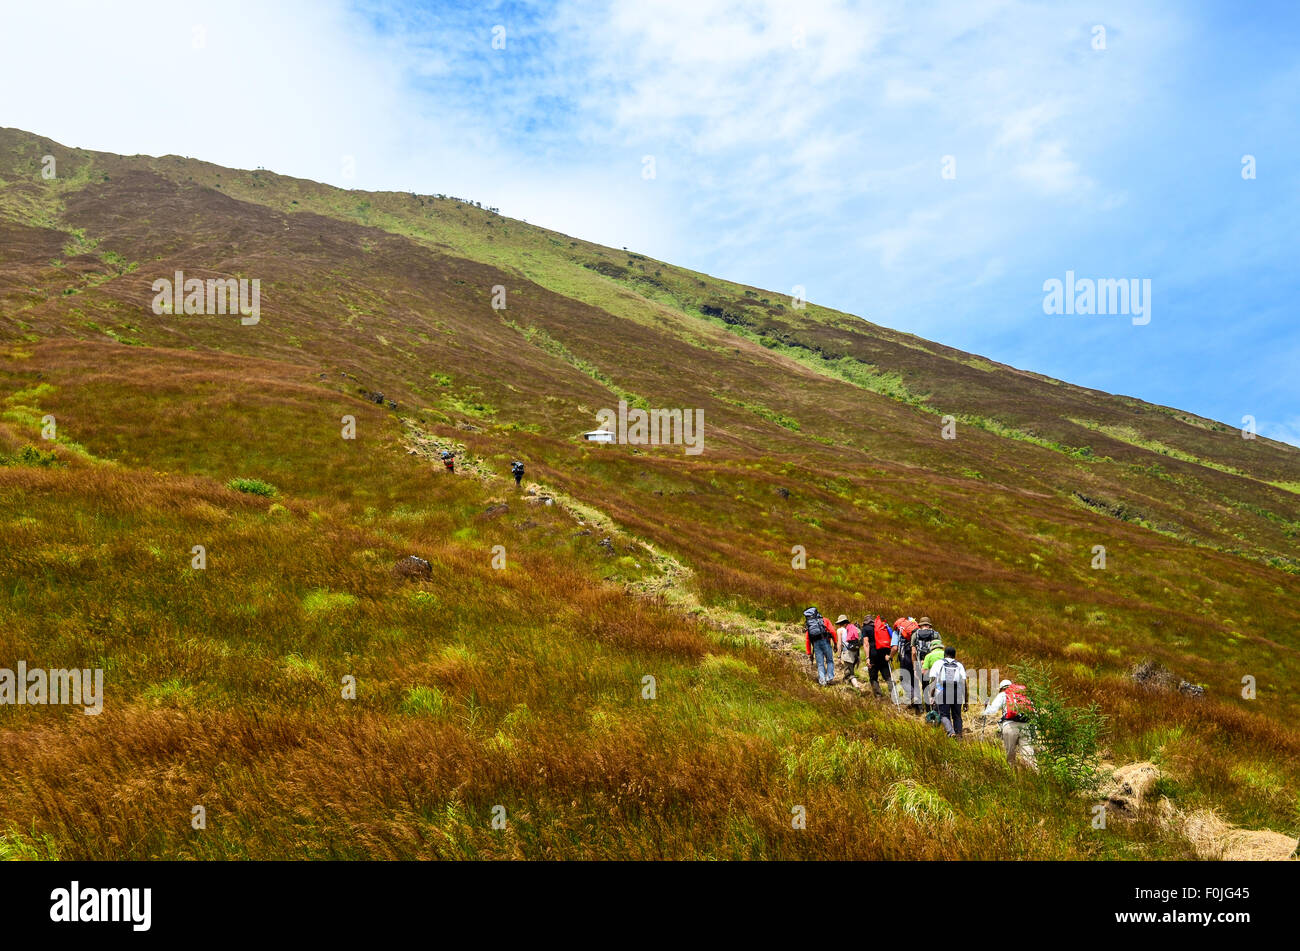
[895,620,916,666]
[935,659,965,703]
[805,613,830,642]
[866,616,891,651]
[1004,683,1033,722]
[914,626,938,656]
[512,462,524,474]
[936,658,962,683]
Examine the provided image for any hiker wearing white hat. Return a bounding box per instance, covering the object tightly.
[984,679,1036,766]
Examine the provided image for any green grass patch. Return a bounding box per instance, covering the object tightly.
[227,477,277,497]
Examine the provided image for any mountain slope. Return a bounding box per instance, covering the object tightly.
[0,128,1297,859]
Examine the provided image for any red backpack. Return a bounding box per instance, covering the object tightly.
[870,616,892,650]
[1004,684,1034,721]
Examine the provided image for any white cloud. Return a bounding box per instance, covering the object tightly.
[884,77,934,105]
[1013,140,1093,194]
[993,102,1065,149]
[1260,418,1300,449]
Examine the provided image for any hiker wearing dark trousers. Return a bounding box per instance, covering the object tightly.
[441,451,455,473]
[803,607,838,686]
[984,680,1035,766]
[862,615,897,700]
[911,617,941,712]
[835,615,863,689]
[511,460,524,487]
[931,647,967,738]
[894,617,919,710]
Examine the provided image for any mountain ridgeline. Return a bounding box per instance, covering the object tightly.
[0,127,1296,860]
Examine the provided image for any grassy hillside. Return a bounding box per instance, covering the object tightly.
[0,128,1296,859]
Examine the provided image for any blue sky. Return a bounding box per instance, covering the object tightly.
[3,0,1297,444]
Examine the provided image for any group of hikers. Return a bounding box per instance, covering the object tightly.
[436,449,1034,764]
[438,452,526,488]
[801,607,1034,766]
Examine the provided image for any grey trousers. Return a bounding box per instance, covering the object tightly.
[1000,720,1034,765]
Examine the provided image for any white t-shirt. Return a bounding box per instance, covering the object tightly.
[930,659,966,702]
[984,691,1007,718]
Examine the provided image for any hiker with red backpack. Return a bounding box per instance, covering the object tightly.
[802,607,839,687]
[835,614,864,689]
[861,614,897,700]
[984,679,1035,766]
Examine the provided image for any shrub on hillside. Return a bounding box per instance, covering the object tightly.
[227,477,277,497]
[1019,662,1108,794]
[0,444,61,467]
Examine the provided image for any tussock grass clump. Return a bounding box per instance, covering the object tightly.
[886,780,955,825]
[401,686,450,717]
[301,588,358,615]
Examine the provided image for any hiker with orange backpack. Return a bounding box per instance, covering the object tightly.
[802,607,838,687]
[911,618,942,713]
[861,614,897,700]
[984,679,1035,766]
[835,615,864,689]
[894,617,920,710]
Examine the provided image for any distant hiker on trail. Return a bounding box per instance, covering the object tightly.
[912,618,941,711]
[861,614,897,700]
[835,615,863,690]
[441,451,455,473]
[803,607,838,687]
[984,679,1035,766]
[895,617,919,709]
[930,646,967,738]
[511,460,525,487]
